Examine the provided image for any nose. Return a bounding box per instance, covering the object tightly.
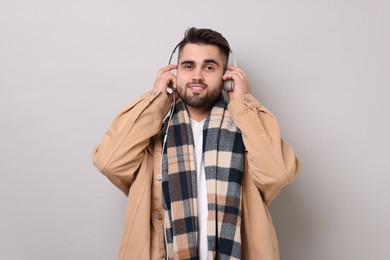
[192,68,204,82]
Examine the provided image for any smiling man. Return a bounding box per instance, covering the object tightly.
[93,27,300,260]
[176,44,227,116]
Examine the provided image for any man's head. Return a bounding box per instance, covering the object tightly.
[175,28,231,119]
[177,27,231,70]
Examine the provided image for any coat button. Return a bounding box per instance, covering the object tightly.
[156,174,162,181]
[244,98,251,104]
[156,213,163,220]
[150,91,156,96]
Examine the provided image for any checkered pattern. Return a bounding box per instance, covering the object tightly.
[162,95,245,259]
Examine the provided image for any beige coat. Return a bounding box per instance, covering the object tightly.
[93,88,300,260]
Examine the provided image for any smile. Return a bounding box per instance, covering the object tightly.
[189,85,205,90]
[187,82,207,90]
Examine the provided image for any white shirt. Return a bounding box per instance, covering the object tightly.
[190,118,208,259]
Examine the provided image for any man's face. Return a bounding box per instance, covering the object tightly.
[176,43,225,110]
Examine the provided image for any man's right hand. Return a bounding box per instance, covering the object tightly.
[153,64,178,102]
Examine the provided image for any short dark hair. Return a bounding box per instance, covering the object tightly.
[177,27,231,66]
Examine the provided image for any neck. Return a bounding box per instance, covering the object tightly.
[187,106,210,122]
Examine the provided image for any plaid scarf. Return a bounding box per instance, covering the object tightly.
[162,95,245,260]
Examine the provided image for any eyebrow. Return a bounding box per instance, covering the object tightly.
[204,59,220,66]
[180,60,195,66]
[180,59,220,67]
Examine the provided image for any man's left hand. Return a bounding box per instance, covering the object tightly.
[222,66,251,100]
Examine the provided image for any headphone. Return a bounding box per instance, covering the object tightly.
[167,43,237,92]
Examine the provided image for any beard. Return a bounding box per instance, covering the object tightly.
[177,81,222,109]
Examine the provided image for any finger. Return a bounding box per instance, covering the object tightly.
[157,64,178,78]
[222,70,244,82]
[226,66,248,79]
[223,69,251,94]
[161,71,177,85]
[155,71,177,91]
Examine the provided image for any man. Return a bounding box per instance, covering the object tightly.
[93,27,299,260]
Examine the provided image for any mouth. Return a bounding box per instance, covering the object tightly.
[187,82,207,92]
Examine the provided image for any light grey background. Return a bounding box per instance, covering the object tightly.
[1,0,389,259]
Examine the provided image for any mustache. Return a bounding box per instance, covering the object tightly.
[186,81,208,88]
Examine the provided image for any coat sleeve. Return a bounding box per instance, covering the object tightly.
[228,94,300,205]
[92,88,172,195]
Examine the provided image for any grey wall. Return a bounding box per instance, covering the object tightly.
[1,0,389,259]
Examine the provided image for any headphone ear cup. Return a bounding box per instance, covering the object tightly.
[223,70,234,91]
[223,79,234,91]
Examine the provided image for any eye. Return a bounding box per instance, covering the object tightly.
[204,65,215,71]
[182,64,193,70]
